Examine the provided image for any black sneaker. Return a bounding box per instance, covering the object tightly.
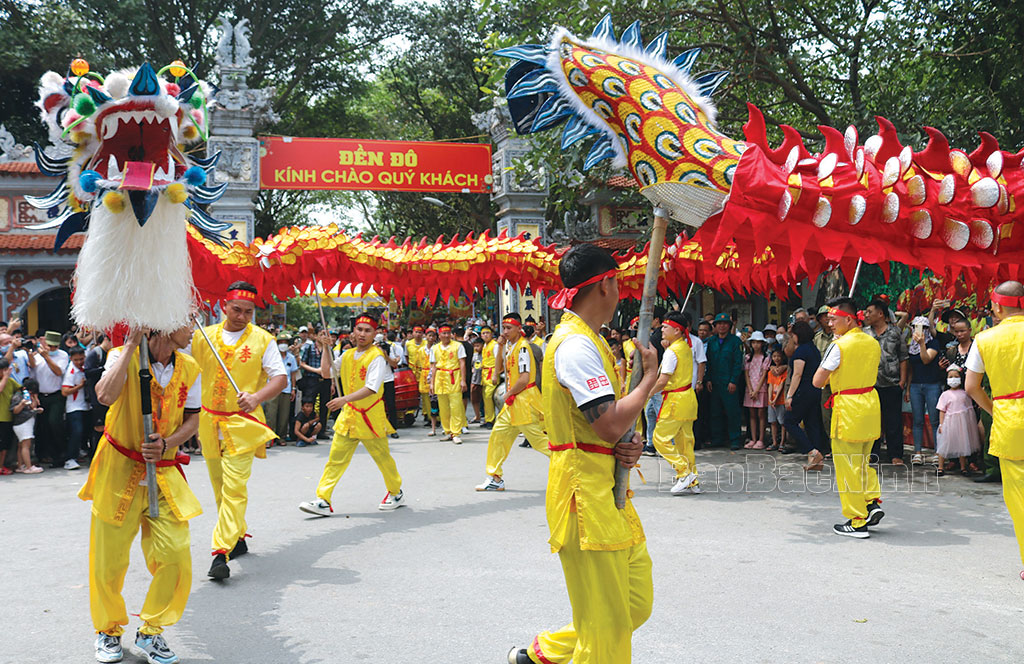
[833,520,870,539]
[208,553,230,580]
[482,421,494,430]
[507,647,532,664]
[390,433,399,439]
[642,445,657,457]
[866,501,885,527]
[519,439,531,448]
[229,537,248,559]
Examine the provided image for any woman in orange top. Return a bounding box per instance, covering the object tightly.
[766,349,788,451]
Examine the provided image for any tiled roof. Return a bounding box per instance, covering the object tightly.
[0,161,41,174]
[0,233,83,252]
[606,175,638,188]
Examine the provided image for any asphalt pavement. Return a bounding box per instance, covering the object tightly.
[3,423,1023,663]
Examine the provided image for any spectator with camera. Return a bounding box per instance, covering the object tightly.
[33,330,70,467]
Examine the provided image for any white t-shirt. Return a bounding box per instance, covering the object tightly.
[331,348,386,393]
[429,342,467,363]
[658,335,706,386]
[821,343,841,371]
[62,363,90,412]
[965,343,985,373]
[105,348,202,409]
[382,342,402,383]
[220,327,287,379]
[554,334,616,408]
[34,349,70,394]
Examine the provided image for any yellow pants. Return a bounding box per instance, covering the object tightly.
[529,517,653,664]
[483,382,497,423]
[317,433,403,502]
[484,407,550,477]
[437,391,466,436]
[206,452,254,556]
[421,392,432,419]
[1001,458,1024,566]
[832,439,881,527]
[89,492,191,636]
[651,417,697,480]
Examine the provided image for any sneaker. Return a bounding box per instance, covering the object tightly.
[229,537,249,558]
[507,647,532,664]
[475,477,505,492]
[299,498,333,517]
[911,453,923,465]
[519,439,531,448]
[833,520,870,539]
[134,631,179,664]
[441,433,453,441]
[390,433,400,439]
[452,436,463,445]
[642,445,657,457]
[866,501,885,527]
[95,632,123,663]
[670,473,698,495]
[26,465,44,474]
[208,553,230,580]
[379,490,405,511]
[64,458,81,470]
[295,441,308,447]
[482,422,494,430]
[462,426,470,434]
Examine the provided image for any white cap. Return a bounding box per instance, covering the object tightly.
[763,324,778,332]
[748,331,767,342]
[299,326,308,332]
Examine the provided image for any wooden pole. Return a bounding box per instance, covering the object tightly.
[614,207,669,509]
[310,275,342,397]
[138,334,159,518]
[193,315,241,394]
[848,258,865,298]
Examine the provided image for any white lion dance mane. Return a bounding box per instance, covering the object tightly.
[29,59,230,332]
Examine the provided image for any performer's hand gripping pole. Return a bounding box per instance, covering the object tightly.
[614,207,670,509]
[138,334,159,518]
[193,315,241,395]
[311,274,342,397]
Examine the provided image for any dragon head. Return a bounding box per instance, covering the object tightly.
[31,59,229,248]
[497,15,744,228]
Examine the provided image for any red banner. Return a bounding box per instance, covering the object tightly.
[258,136,493,193]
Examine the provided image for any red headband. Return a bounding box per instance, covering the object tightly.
[413,326,424,332]
[829,307,857,319]
[438,325,452,332]
[664,319,692,346]
[355,315,378,327]
[548,269,618,310]
[630,316,639,326]
[502,317,521,327]
[992,291,1024,308]
[226,289,256,302]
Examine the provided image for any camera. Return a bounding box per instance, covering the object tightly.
[20,339,35,352]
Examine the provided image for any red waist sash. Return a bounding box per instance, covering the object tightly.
[548,441,615,455]
[201,405,275,433]
[344,398,384,438]
[824,386,875,409]
[104,429,190,481]
[662,383,692,396]
[994,390,1024,401]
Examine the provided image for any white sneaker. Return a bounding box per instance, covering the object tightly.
[462,426,470,434]
[95,632,123,663]
[298,498,333,516]
[452,436,463,445]
[379,490,405,511]
[64,458,81,470]
[134,631,179,664]
[475,476,505,491]
[670,473,698,495]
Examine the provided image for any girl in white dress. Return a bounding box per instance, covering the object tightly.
[936,367,981,476]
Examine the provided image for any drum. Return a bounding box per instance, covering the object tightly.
[492,380,507,414]
[393,367,420,425]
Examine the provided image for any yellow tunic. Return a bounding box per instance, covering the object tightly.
[191,322,275,459]
[335,346,396,439]
[406,338,425,377]
[621,337,636,396]
[431,341,463,395]
[79,347,202,525]
[975,314,1024,460]
[545,311,644,553]
[829,328,881,443]
[657,337,697,421]
[504,336,542,426]
[481,339,499,386]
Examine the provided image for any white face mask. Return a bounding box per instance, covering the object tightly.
[278,343,289,352]
[947,377,961,388]
[776,334,785,344]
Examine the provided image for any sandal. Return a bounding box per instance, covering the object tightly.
[767,444,779,451]
[428,431,437,437]
[891,458,905,466]
[911,454,923,465]
[936,468,945,477]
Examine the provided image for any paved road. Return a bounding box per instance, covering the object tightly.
[3,424,1023,663]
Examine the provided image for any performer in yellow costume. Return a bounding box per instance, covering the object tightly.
[82,325,201,664]
[429,324,467,444]
[405,326,428,422]
[509,244,659,664]
[480,325,503,428]
[475,313,550,491]
[191,282,287,580]
[648,311,701,496]
[620,332,636,397]
[813,297,884,539]
[965,281,1024,580]
[299,312,405,515]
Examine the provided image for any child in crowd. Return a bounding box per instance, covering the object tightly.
[294,400,322,447]
[11,377,43,473]
[743,332,770,449]
[766,349,789,451]
[936,366,981,476]
[609,338,626,395]
[470,338,484,423]
[61,347,90,468]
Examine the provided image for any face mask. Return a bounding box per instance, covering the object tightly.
[278,343,289,352]
[947,377,961,388]
[776,334,785,344]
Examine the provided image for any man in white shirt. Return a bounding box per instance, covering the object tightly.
[262,334,300,445]
[378,330,402,439]
[61,347,91,470]
[34,330,70,468]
